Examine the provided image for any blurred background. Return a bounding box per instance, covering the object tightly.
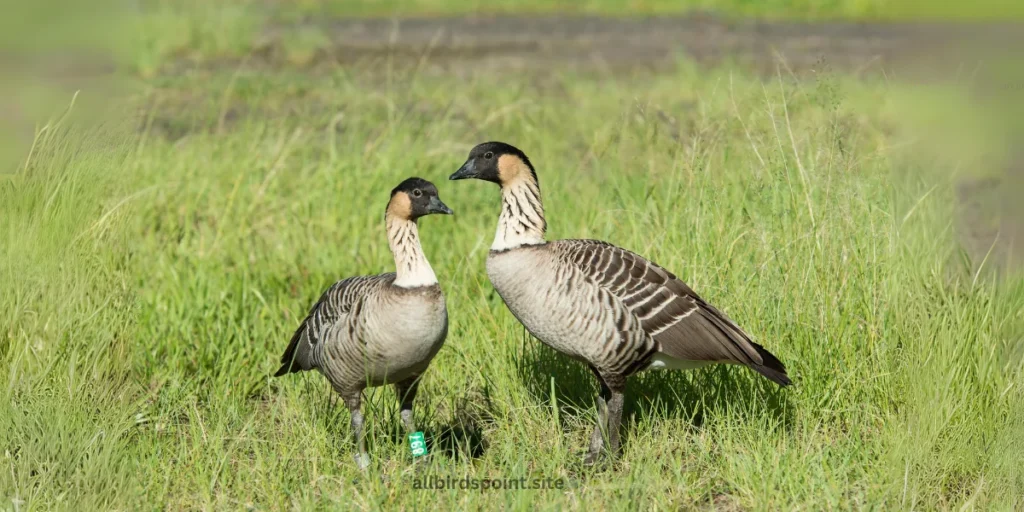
[2,0,1023,509]
[2,0,1022,269]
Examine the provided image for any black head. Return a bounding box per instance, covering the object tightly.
[386,177,453,220]
[449,141,537,186]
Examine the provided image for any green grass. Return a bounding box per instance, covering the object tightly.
[3,45,1024,510]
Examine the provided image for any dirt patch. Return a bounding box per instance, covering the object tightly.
[957,152,1024,277]
[254,13,1022,78]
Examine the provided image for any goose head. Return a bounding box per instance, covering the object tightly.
[386,177,454,220]
[449,141,537,187]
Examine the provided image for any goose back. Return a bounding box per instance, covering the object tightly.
[553,239,788,384]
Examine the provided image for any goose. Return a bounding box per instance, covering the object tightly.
[449,142,791,465]
[274,177,453,469]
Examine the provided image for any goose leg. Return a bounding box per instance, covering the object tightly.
[584,380,611,465]
[345,392,370,470]
[605,386,626,458]
[394,376,420,434]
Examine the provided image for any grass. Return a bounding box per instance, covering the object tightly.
[3,14,1024,510]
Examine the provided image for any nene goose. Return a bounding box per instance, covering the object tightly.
[274,177,453,469]
[450,142,791,465]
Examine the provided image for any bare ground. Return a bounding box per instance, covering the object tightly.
[256,13,1022,78]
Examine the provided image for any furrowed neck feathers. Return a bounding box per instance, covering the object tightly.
[385,206,437,288]
[493,171,546,251]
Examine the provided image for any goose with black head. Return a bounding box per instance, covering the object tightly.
[275,177,453,470]
[450,142,791,466]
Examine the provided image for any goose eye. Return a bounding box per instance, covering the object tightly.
[484,151,493,160]
[413,189,422,197]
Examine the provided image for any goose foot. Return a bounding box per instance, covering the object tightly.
[353,452,371,471]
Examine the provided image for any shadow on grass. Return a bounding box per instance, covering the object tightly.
[301,379,490,464]
[290,375,494,467]
[424,421,488,461]
[382,389,492,462]
[513,330,794,439]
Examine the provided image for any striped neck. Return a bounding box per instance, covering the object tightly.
[385,215,437,288]
[493,176,546,251]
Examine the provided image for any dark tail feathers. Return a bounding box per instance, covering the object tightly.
[274,325,312,377]
[749,341,791,386]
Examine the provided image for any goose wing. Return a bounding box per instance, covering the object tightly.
[274,273,395,376]
[551,239,789,385]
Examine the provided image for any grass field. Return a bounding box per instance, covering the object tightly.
[3,1,1024,510]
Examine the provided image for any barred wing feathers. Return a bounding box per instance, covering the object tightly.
[274,273,395,376]
[552,240,789,386]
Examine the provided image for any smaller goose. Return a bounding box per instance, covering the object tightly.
[275,177,453,469]
[450,142,791,465]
